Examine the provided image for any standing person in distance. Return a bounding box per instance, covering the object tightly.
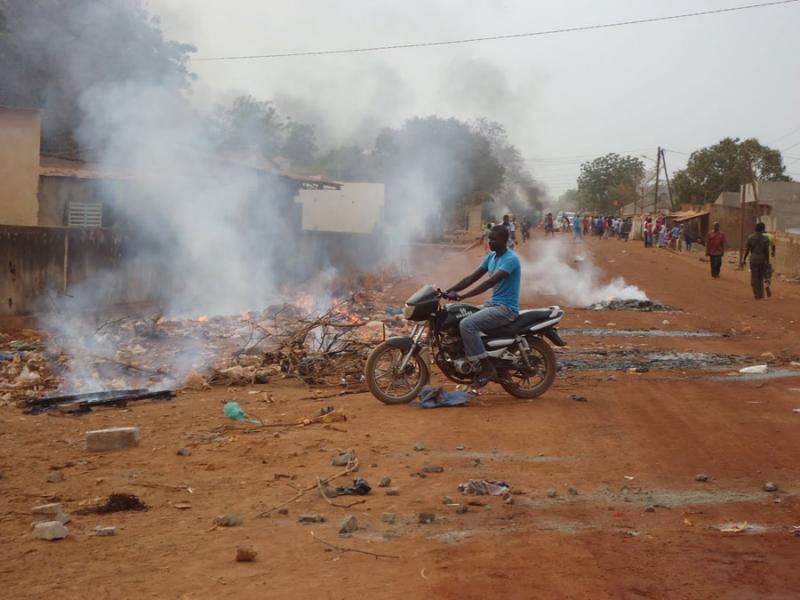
[705,222,726,279]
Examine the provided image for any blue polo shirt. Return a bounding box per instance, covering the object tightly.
[480,249,521,312]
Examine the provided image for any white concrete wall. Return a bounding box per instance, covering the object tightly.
[295,182,384,234]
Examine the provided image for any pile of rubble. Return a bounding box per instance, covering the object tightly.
[1,289,410,405]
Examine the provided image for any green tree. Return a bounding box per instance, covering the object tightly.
[281,121,318,168]
[576,153,645,213]
[470,117,541,215]
[215,95,285,160]
[671,137,790,205]
[0,0,195,155]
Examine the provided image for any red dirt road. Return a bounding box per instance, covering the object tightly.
[2,232,799,599]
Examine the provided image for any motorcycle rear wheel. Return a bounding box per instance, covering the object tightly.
[366,342,430,405]
[499,337,556,399]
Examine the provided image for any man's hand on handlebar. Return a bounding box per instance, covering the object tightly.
[439,289,461,301]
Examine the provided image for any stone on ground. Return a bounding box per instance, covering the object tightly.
[33,521,68,541]
[86,427,141,452]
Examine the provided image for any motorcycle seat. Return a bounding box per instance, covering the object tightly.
[484,308,559,337]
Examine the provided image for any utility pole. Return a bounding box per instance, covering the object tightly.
[652,146,661,214]
[660,147,674,211]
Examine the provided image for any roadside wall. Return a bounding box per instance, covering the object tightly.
[774,233,800,278]
[709,204,758,250]
[0,225,159,319]
[745,182,800,232]
[0,107,41,226]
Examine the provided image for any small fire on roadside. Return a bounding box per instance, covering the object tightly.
[331,301,363,324]
[195,315,209,323]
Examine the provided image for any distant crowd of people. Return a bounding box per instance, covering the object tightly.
[543,212,631,241]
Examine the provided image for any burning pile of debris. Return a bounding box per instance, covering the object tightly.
[589,299,675,312]
[1,285,410,405]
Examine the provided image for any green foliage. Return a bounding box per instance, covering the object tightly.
[0,0,195,155]
[214,96,318,169]
[471,117,542,215]
[576,153,644,213]
[282,122,318,168]
[671,137,790,205]
[318,116,506,213]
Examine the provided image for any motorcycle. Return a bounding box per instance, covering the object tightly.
[365,285,566,404]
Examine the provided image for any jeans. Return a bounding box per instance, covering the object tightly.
[459,303,518,361]
[751,262,768,299]
[710,255,722,278]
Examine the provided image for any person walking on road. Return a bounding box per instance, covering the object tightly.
[572,214,582,241]
[705,222,726,279]
[741,222,772,299]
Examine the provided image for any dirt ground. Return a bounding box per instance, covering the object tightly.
[2,231,800,600]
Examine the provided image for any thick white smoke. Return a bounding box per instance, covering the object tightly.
[521,237,647,307]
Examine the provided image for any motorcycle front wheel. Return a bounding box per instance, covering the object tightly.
[499,337,556,399]
[365,342,430,405]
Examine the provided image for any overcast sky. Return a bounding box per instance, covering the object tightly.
[148,0,800,200]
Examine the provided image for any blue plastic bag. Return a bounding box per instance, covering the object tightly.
[418,385,472,409]
[223,401,261,424]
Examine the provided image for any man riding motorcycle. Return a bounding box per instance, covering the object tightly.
[444,224,521,385]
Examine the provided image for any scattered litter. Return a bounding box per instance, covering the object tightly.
[695,473,709,482]
[458,479,510,496]
[77,493,147,515]
[173,502,192,510]
[764,482,779,492]
[384,307,403,315]
[213,514,243,527]
[418,385,472,409]
[298,513,326,524]
[418,512,435,524]
[739,365,768,374]
[299,408,347,425]
[590,299,674,312]
[95,525,116,537]
[623,475,635,481]
[329,477,371,497]
[223,401,261,424]
[414,441,427,451]
[378,476,392,487]
[568,394,588,402]
[331,449,355,467]
[718,522,750,533]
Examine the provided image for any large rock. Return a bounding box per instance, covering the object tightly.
[86,427,140,452]
[33,521,69,541]
[32,503,70,524]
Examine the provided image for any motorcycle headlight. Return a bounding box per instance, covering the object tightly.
[403,304,415,319]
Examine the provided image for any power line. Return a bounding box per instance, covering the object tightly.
[771,123,800,143]
[192,0,799,62]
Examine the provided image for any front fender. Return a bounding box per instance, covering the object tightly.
[384,336,414,353]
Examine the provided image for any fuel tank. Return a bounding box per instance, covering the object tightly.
[436,303,480,331]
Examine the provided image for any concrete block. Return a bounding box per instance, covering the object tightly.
[33,521,69,540]
[86,427,140,452]
[31,502,70,524]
